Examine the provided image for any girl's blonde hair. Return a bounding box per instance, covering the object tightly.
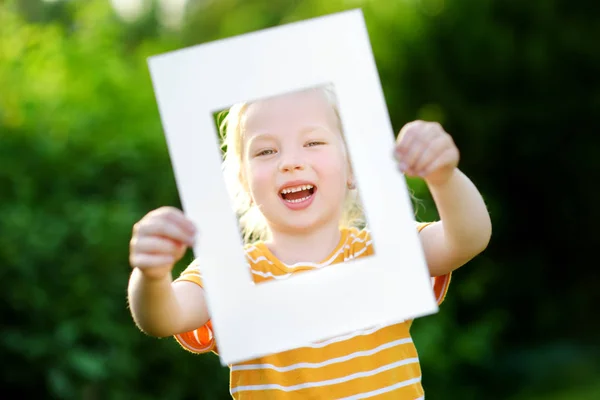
[218,85,366,244]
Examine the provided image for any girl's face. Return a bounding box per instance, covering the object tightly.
[241,90,351,236]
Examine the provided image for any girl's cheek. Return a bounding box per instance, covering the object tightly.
[248,164,271,190]
[316,149,345,174]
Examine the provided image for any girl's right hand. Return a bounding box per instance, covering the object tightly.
[129,206,197,280]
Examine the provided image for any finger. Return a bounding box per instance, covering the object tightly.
[166,211,197,235]
[412,134,450,175]
[421,147,459,177]
[130,253,175,269]
[398,135,432,174]
[395,121,422,153]
[396,121,440,147]
[394,122,436,170]
[130,235,184,255]
[152,207,197,235]
[135,220,195,247]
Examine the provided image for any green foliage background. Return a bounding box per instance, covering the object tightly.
[2,0,598,398]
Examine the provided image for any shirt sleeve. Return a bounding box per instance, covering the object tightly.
[172,261,218,354]
[417,221,452,305]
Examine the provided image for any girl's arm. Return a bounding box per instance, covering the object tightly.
[128,269,209,337]
[394,120,492,277]
[127,206,210,337]
[419,168,492,277]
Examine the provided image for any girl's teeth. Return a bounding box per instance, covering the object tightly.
[285,195,311,203]
[281,184,313,194]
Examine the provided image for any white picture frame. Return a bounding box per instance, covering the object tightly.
[147,8,438,366]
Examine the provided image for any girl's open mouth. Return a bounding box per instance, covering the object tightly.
[280,184,315,202]
[279,184,317,210]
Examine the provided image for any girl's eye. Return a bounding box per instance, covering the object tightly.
[255,149,275,157]
[306,141,325,147]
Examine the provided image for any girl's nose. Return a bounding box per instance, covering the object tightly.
[279,155,305,172]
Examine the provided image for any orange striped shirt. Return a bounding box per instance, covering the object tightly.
[174,223,451,399]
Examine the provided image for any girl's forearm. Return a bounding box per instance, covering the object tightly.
[427,168,492,255]
[127,268,185,337]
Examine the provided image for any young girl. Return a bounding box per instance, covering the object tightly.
[127,86,492,399]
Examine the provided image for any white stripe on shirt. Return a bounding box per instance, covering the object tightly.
[337,377,423,399]
[230,358,420,394]
[231,338,415,372]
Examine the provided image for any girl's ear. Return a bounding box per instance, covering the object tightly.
[346,176,356,190]
[346,154,356,190]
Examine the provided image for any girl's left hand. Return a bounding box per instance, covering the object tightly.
[394,120,460,186]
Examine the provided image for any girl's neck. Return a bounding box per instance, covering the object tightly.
[265,222,342,265]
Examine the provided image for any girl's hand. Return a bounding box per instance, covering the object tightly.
[129,207,197,280]
[394,120,460,186]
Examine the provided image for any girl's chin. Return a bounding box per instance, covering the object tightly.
[265,215,338,236]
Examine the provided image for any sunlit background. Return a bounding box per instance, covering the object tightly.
[2,0,599,398]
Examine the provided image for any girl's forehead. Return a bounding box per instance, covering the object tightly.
[243,90,336,132]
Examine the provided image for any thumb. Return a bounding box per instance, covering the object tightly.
[173,242,189,262]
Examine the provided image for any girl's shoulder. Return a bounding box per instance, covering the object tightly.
[340,225,372,251]
[243,241,267,261]
[342,225,371,240]
[342,220,432,240]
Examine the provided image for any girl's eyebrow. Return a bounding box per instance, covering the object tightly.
[299,124,334,135]
[246,132,276,147]
[247,124,334,146]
